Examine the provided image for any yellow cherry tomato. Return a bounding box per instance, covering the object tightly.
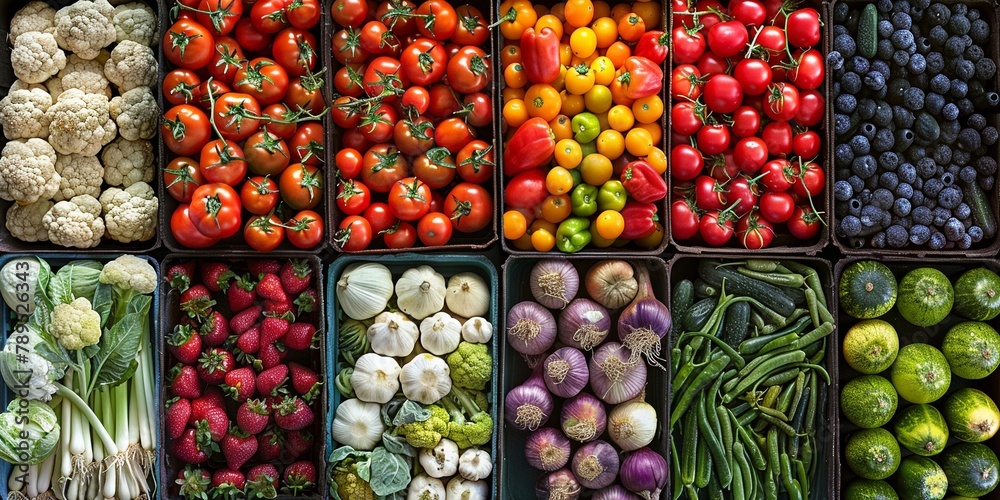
[535,14,564,39]
[607,104,635,131]
[503,210,528,240]
[554,139,583,168]
[595,210,625,239]
[605,41,631,69]
[596,129,625,159]
[593,1,611,20]
[625,127,654,156]
[560,91,586,116]
[549,3,565,21]
[610,3,631,22]
[632,1,663,30]
[558,43,574,66]
[550,114,574,142]
[645,146,667,174]
[590,56,616,85]
[503,87,526,103]
[500,45,521,68]
[580,153,613,185]
[546,166,575,195]
[504,63,527,88]
[591,17,618,48]
[550,65,567,92]
[636,221,665,248]
[570,27,598,58]
[637,121,663,145]
[530,219,558,251]
[503,99,529,127]
[584,85,613,113]
[632,95,664,124]
[564,63,596,95]
[564,0,594,27]
[541,194,573,223]
[525,84,562,122]
[512,233,534,250]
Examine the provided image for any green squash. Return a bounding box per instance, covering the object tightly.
[841,375,898,428]
[954,268,1000,321]
[939,443,1000,497]
[843,319,899,374]
[890,344,951,404]
[896,456,948,500]
[844,479,899,500]
[942,321,1000,380]
[897,268,954,327]
[895,404,949,457]
[943,388,1000,443]
[846,428,902,480]
[840,261,898,319]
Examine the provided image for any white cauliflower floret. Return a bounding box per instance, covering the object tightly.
[10,2,57,39]
[0,86,52,140]
[54,0,116,60]
[109,87,157,140]
[112,2,156,46]
[11,32,67,84]
[0,138,60,204]
[54,154,103,201]
[51,297,101,350]
[103,40,156,93]
[101,137,153,187]
[46,89,116,156]
[53,54,111,99]
[6,200,54,242]
[99,254,156,294]
[10,80,46,93]
[42,195,104,248]
[99,181,157,243]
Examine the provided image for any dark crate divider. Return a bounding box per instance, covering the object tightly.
[666,253,839,499]
[0,0,163,254]
[499,255,670,498]
[158,253,327,499]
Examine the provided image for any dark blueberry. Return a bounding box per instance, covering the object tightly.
[861,205,886,226]
[880,152,901,171]
[958,233,974,249]
[924,92,945,115]
[833,2,849,23]
[877,0,893,13]
[867,175,881,191]
[970,19,990,43]
[926,52,945,73]
[914,190,926,205]
[860,122,878,140]
[980,175,995,191]
[968,113,987,130]
[928,3,951,24]
[840,215,863,237]
[850,135,871,156]
[938,185,964,209]
[945,165,960,180]
[951,79,969,98]
[873,188,895,209]
[847,175,866,193]
[911,6,924,21]
[878,171,899,190]
[835,114,852,136]
[835,143,855,168]
[833,81,842,96]
[955,59,976,81]
[953,150,971,166]
[932,206,951,226]
[842,72,862,94]
[871,231,888,248]
[955,202,972,220]
[968,6,980,19]
[913,206,934,225]
[837,168,852,181]
[898,162,918,184]
[893,106,915,128]
[851,56,871,75]
[893,29,915,50]
[958,128,982,151]
[982,127,998,146]
[976,58,997,80]
[871,60,891,80]
[891,11,911,29]
[945,36,968,57]
[853,155,878,178]
[907,53,927,74]
[871,101,893,127]
[909,146,928,163]
[847,196,865,217]
[948,14,971,35]
[834,24,849,39]
[930,73,951,93]
[969,225,985,243]
[885,225,908,247]
[892,197,912,217]
[941,119,962,143]
[828,52,846,72]
[917,157,938,179]
[895,182,914,199]
[834,180,854,201]
[942,103,960,121]
[929,25,949,45]
[857,98,877,120]
[910,224,932,244]
[965,44,984,62]
[959,165,978,184]
[892,49,911,67]
[836,94,858,114]
[975,156,998,176]
[928,231,947,249]
[864,71,887,92]
[873,128,895,152]
[834,33,857,57]
[952,4,969,16]
[878,19,895,39]
[957,98,975,117]
[944,217,966,240]
[925,178,946,197]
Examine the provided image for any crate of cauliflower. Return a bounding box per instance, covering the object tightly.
[327,254,499,499]
[0,0,160,251]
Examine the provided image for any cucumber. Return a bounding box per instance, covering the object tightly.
[722,301,751,348]
[697,260,797,316]
[694,278,719,298]
[682,298,716,332]
[858,3,879,58]
[672,279,695,314]
[961,180,997,239]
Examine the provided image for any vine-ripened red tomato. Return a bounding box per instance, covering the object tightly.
[200,139,248,186]
[737,212,775,249]
[730,0,766,26]
[337,179,372,215]
[280,163,324,210]
[694,175,727,211]
[207,36,245,84]
[671,64,703,100]
[448,46,490,94]
[378,0,418,35]
[792,130,821,159]
[285,74,326,114]
[758,190,795,223]
[336,148,364,179]
[791,161,825,198]
[241,176,281,215]
[337,215,372,251]
[726,175,759,216]
[162,104,212,156]
[672,25,706,64]
[334,65,366,97]
[670,144,704,181]
[286,210,324,248]
[362,202,396,234]
[456,140,494,184]
[703,74,744,114]
[795,89,825,127]
[287,0,321,29]
[731,106,761,138]
[787,49,824,90]
[412,149,457,189]
[733,137,768,173]
[707,20,749,58]
[697,51,730,76]
[362,144,410,192]
[363,56,409,99]
[164,69,201,106]
[189,183,242,239]
[444,182,492,233]
[235,18,273,52]
[289,122,325,165]
[212,92,262,141]
[671,198,701,240]
[388,177,433,221]
[785,8,821,48]
[400,38,446,85]
[453,5,489,45]
[172,203,219,248]
[342,127,372,152]
[699,210,735,246]
[244,214,285,252]
[733,58,772,96]
[359,102,399,143]
[402,86,431,115]
[671,101,704,136]
[331,0,369,27]
[164,20,216,69]
[197,0,244,35]
[417,211,453,245]
[330,96,363,128]
[760,159,795,191]
[262,103,299,139]
[756,25,787,58]
[697,124,731,155]
[250,0,290,34]
[462,92,493,128]
[788,205,822,239]
[273,27,319,76]
[707,150,741,181]
[415,0,458,41]
[434,117,475,153]
[332,28,369,65]
[762,120,793,156]
[233,58,289,106]
[384,221,418,248]
[426,83,463,117]
[764,83,800,122]
[196,79,230,111]
[164,157,204,202]
[360,21,400,55]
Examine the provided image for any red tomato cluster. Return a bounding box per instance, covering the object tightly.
[161,0,326,251]
[330,0,495,250]
[670,0,825,250]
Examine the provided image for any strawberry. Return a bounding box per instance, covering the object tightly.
[280,260,313,295]
[211,469,245,500]
[176,466,211,499]
[255,427,284,462]
[195,385,226,412]
[235,324,261,357]
[283,323,317,351]
[180,284,216,320]
[288,362,321,401]
[165,397,192,440]
[227,274,258,312]
[229,305,262,335]
[263,298,294,319]
[284,429,312,460]
[282,461,317,495]
[273,396,315,430]
[167,324,202,364]
[255,364,288,396]
[172,428,210,464]
[169,364,202,400]
[222,367,256,402]
[165,261,195,292]
[293,288,318,315]
[249,259,282,276]
[256,273,288,302]
[197,348,235,384]
[236,399,270,434]
[246,464,279,500]
[221,427,258,470]
[256,342,286,370]
[199,310,230,347]
[201,262,233,292]
[260,317,289,346]
[194,406,229,443]
[190,395,223,426]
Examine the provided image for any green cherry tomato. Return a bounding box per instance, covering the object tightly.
[572,112,601,143]
[597,180,628,211]
[570,183,599,217]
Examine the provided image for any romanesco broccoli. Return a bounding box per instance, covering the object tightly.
[446,342,492,391]
[397,405,450,449]
[441,387,493,449]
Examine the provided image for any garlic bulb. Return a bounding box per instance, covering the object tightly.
[368,312,420,357]
[350,353,402,404]
[396,266,447,320]
[461,317,493,344]
[400,353,452,404]
[607,401,657,451]
[420,312,462,355]
[445,272,489,318]
[331,398,385,450]
[458,449,493,481]
[337,263,394,320]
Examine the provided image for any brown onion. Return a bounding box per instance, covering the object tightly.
[586,261,638,309]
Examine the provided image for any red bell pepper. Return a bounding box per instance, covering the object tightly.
[503,117,555,177]
[620,201,659,240]
[520,27,561,84]
[634,31,669,64]
[611,56,664,100]
[621,160,668,203]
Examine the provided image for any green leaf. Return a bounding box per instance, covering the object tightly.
[90,313,142,389]
[329,445,369,464]
[369,447,410,496]
[391,400,430,427]
[126,294,151,317]
[91,283,113,329]
[356,457,372,483]
[381,430,417,457]
[48,261,102,304]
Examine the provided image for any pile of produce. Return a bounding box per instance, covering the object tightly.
[0,0,159,248]
[330,262,495,498]
[498,0,668,252]
[670,259,833,497]
[669,0,826,249]
[839,260,1000,498]
[0,255,158,500]
[505,259,670,497]
[830,1,999,250]
[330,0,494,250]
[161,0,327,251]
[162,258,323,498]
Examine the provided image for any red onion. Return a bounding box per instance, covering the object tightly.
[530,259,580,309]
[571,440,620,490]
[558,298,611,350]
[588,342,647,404]
[505,365,555,431]
[507,301,557,355]
[593,485,642,500]
[524,427,572,472]
[560,392,607,443]
[620,447,667,500]
[617,265,671,370]
[543,347,589,398]
[536,468,581,500]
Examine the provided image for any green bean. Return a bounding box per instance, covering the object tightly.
[751,310,767,334]
[695,427,712,488]
[790,371,807,420]
[719,404,734,483]
[818,297,835,325]
[763,474,779,500]
[746,297,788,325]
[683,485,698,500]
[745,259,780,272]
[737,425,767,471]
[679,331,746,369]
[774,264,795,274]
[799,363,831,385]
[746,316,811,352]
[804,287,821,328]
[789,387,812,459]
[807,342,826,365]
[737,408,759,428]
[723,351,806,404]
[779,454,795,494]
[780,260,828,309]
[757,405,790,422]
[758,332,801,355]
[737,266,806,288]
[731,445,745,500]
[707,473,724,500]
[804,370,819,435]
[801,338,822,359]
[776,380,796,415]
[790,321,834,350]
[796,458,809,496]
[673,354,731,427]
[802,437,815,478]
[760,367,800,387]
[699,396,732,487]
[738,351,772,377]
[788,479,804,500]
[766,429,780,473]
[708,372,726,438]
[760,412,798,437]
[734,440,755,499]
[761,386,781,409]
[671,347,682,374]
[730,401,751,417]
[680,408,698,486]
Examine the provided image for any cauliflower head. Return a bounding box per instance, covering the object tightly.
[46,88,116,156]
[0,323,60,401]
[0,86,52,140]
[10,1,57,40]
[54,0,116,60]
[42,195,105,248]
[446,342,492,391]
[112,2,156,46]
[398,405,450,449]
[104,40,156,93]
[0,138,60,204]
[109,87,157,140]
[101,137,153,187]
[50,297,101,350]
[10,80,47,93]
[53,54,111,99]
[54,153,103,201]
[6,200,54,242]
[11,32,67,84]
[99,181,157,244]
[99,254,156,294]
